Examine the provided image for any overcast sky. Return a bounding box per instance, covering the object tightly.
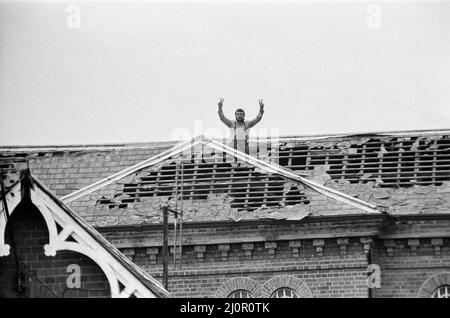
[1,0,450,145]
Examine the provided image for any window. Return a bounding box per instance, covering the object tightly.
[261,275,312,298]
[419,273,450,298]
[432,286,450,298]
[215,277,260,298]
[270,287,299,298]
[228,290,253,298]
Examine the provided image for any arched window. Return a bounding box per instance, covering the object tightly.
[228,289,253,298]
[215,278,261,298]
[432,286,450,298]
[418,273,450,298]
[270,287,299,298]
[261,275,313,298]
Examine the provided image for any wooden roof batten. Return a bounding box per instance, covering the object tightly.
[0,169,170,298]
[61,135,380,215]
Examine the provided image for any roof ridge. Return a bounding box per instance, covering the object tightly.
[2,128,449,150]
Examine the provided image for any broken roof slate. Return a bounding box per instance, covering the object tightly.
[324,179,450,215]
[68,183,374,227]
[59,136,382,227]
[2,129,450,219]
[2,129,450,193]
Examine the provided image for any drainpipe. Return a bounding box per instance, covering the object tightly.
[162,206,169,289]
[361,237,374,299]
[367,249,373,298]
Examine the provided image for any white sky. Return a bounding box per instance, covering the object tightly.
[1,0,450,145]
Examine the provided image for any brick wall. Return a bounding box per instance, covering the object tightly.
[160,256,369,298]
[112,229,371,298]
[101,217,450,298]
[372,237,450,298]
[0,201,110,298]
[99,217,383,248]
[2,200,448,298]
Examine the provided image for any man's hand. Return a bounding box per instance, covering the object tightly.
[218,98,224,110]
[258,99,264,112]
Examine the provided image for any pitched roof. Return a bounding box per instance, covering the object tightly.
[63,136,377,211]
[2,129,450,192]
[1,128,450,218]
[52,136,383,227]
[0,170,170,298]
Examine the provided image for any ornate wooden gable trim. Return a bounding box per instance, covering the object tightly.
[0,170,170,298]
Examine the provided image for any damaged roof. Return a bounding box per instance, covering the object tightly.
[55,136,381,226]
[1,129,450,222]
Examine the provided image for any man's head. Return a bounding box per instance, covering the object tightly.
[235,108,245,122]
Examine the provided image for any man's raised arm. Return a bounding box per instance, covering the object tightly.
[217,98,233,128]
[246,99,265,128]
